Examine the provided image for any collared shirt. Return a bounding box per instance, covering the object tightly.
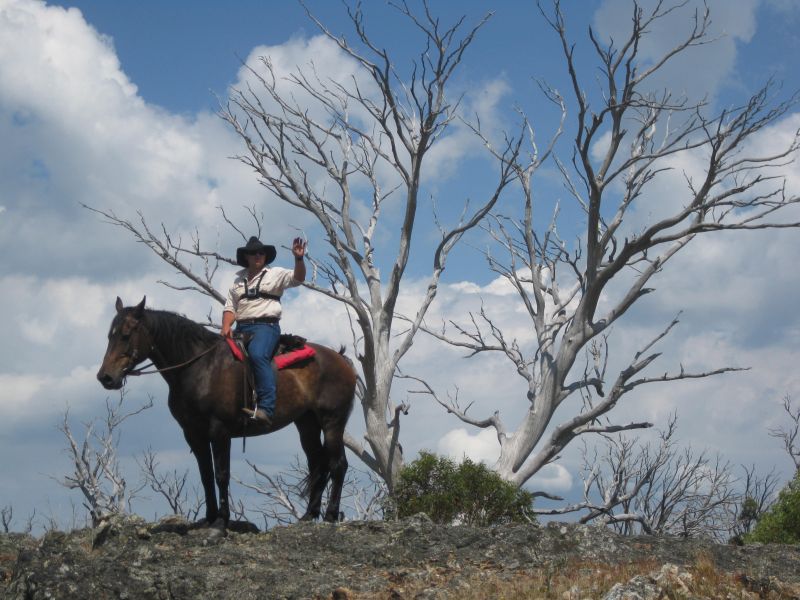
[223,266,301,320]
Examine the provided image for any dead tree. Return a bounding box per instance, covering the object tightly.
[222,2,524,492]
[86,2,520,491]
[416,0,800,488]
[58,394,152,527]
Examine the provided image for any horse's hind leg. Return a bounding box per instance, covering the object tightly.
[322,419,348,523]
[295,413,328,521]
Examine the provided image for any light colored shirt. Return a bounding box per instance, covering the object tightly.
[223,266,301,320]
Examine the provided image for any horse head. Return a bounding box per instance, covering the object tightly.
[96,296,152,389]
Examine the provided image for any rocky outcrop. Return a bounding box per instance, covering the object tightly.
[3,515,799,599]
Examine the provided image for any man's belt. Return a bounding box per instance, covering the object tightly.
[237,317,280,325]
[239,291,282,302]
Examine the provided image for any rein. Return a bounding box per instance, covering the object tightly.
[126,343,219,377]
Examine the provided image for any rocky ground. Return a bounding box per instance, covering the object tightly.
[2,514,799,599]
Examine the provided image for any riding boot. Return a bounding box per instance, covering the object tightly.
[242,406,272,426]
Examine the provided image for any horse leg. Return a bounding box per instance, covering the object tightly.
[211,436,231,527]
[295,413,328,521]
[185,432,218,524]
[322,421,348,523]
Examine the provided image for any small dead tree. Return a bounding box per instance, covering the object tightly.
[417,0,800,489]
[235,456,387,526]
[558,415,780,541]
[727,464,780,543]
[770,394,800,472]
[58,393,152,527]
[235,459,306,526]
[1,506,12,533]
[138,448,203,520]
[341,466,387,521]
[0,506,35,534]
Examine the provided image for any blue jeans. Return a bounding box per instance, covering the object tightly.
[237,322,280,416]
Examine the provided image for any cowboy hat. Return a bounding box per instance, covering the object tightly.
[236,236,277,267]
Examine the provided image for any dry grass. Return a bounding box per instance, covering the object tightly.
[351,552,800,599]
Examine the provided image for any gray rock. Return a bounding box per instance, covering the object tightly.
[2,518,798,599]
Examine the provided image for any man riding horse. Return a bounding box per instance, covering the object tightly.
[220,236,307,428]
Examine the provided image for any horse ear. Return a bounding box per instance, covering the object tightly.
[133,296,146,318]
[115,297,124,314]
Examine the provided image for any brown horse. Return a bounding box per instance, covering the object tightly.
[96,297,356,527]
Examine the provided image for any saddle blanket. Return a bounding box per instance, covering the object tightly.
[226,338,316,369]
[274,345,316,369]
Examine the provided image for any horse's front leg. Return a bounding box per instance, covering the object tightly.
[185,432,218,524]
[211,436,231,526]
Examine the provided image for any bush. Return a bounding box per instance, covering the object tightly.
[745,472,800,544]
[387,451,535,526]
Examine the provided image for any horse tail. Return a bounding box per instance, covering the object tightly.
[335,346,359,419]
[337,346,357,372]
[300,465,331,499]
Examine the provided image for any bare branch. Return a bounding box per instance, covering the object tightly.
[769,394,800,472]
[81,204,228,305]
[137,448,203,520]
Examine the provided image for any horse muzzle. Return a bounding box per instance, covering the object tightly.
[96,369,124,390]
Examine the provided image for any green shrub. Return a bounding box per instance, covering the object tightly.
[745,472,800,544]
[387,451,535,526]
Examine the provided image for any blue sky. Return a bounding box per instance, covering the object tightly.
[56,1,575,114]
[55,1,800,120]
[2,0,800,532]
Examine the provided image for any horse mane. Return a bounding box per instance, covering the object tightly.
[142,308,219,352]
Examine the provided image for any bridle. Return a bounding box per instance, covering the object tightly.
[125,344,219,377]
[115,317,219,378]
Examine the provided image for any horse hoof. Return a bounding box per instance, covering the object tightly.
[193,518,215,529]
[299,513,318,522]
[206,519,227,539]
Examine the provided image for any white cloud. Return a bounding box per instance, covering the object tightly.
[0,0,308,284]
[424,77,512,182]
[529,463,573,493]
[438,427,500,464]
[593,0,759,104]
[0,2,138,117]
[0,365,98,424]
[591,130,613,164]
[435,427,573,493]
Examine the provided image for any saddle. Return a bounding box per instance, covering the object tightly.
[226,333,314,366]
[226,333,316,410]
